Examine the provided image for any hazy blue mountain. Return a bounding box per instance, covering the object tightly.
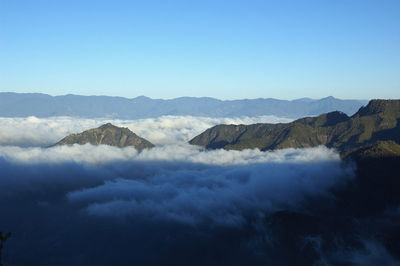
[0,92,368,118]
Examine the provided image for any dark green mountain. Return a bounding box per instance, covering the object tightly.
[53,123,154,150]
[341,140,400,160]
[189,99,400,157]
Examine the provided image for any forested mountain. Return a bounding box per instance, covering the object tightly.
[190,99,400,158]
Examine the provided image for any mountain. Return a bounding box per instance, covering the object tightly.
[0,92,367,118]
[53,123,154,150]
[189,99,400,157]
[342,140,400,160]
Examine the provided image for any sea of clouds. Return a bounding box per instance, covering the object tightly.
[1,115,392,265]
[0,115,293,147]
[0,145,349,225]
[0,115,350,225]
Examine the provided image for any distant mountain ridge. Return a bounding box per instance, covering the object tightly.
[53,123,154,150]
[189,99,400,158]
[0,92,367,118]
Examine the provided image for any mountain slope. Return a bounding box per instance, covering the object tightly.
[341,140,400,160]
[0,92,367,118]
[189,99,400,156]
[53,123,154,150]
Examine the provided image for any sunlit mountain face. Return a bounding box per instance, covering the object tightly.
[1,112,399,266]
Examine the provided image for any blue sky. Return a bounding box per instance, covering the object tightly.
[0,0,399,100]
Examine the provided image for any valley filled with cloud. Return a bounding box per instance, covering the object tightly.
[0,115,293,147]
[0,116,397,265]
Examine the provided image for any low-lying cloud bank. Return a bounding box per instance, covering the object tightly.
[0,115,347,227]
[1,115,395,265]
[0,143,339,165]
[0,145,349,225]
[0,115,292,147]
[66,147,350,225]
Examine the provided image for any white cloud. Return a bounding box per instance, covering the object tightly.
[69,156,351,225]
[0,143,340,165]
[0,142,352,226]
[0,114,352,227]
[0,115,292,147]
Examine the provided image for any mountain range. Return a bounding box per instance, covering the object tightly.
[190,99,400,158]
[0,92,367,118]
[189,99,400,222]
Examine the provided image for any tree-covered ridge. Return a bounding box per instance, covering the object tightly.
[189,100,400,157]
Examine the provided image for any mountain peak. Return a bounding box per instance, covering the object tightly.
[321,96,337,101]
[99,122,118,129]
[53,123,154,150]
[355,99,400,117]
[322,111,349,126]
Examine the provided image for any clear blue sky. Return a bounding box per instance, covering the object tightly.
[0,0,399,100]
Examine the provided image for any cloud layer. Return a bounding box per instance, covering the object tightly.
[0,143,350,225]
[65,146,350,225]
[2,115,393,266]
[0,115,292,147]
[0,114,347,227]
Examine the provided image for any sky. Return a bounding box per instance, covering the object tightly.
[0,0,399,100]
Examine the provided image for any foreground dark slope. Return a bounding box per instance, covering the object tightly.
[190,99,400,155]
[0,92,367,118]
[53,123,154,150]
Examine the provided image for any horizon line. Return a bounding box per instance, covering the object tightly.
[0,91,370,102]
